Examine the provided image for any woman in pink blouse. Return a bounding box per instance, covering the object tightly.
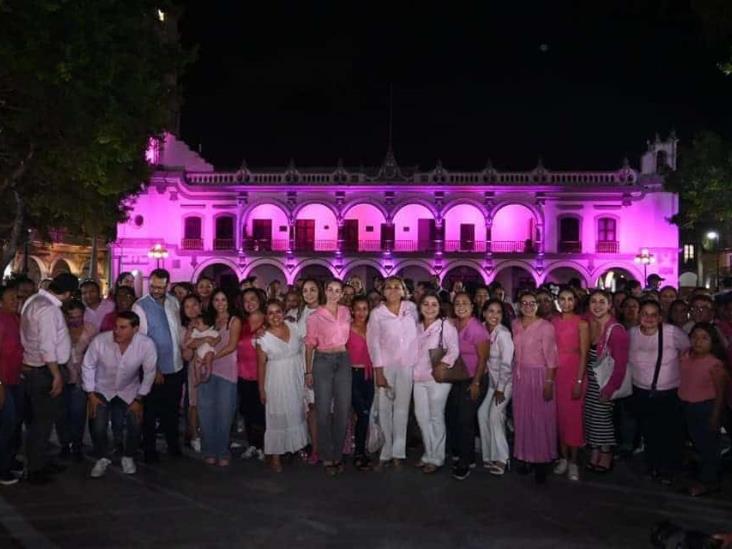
[346,296,373,470]
[366,276,418,469]
[305,279,352,476]
[512,290,558,483]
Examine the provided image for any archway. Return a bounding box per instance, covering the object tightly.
[51,259,72,277]
[443,203,487,252]
[247,263,287,291]
[595,267,637,292]
[244,203,290,251]
[493,265,537,301]
[491,203,538,253]
[392,203,436,252]
[295,263,334,285]
[343,203,387,252]
[295,203,338,252]
[397,264,433,286]
[544,266,588,288]
[200,262,239,293]
[443,265,484,294]
[343,264,383,292]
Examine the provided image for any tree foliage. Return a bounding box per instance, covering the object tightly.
[664,131,732,230]
[0,0,189,271]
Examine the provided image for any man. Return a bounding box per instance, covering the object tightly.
[0,284,24,485]
[14,275,37,312]
[132,268,184,462]
[80,279,115,331]
[20,272,77,484]
[646,273,664,291]
[685,294,728,347]
[82,311,157,477]
[627,280,643,298]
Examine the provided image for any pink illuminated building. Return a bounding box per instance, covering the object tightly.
[111,132,680,296]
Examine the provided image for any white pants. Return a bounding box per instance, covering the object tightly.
[413,379,452,466]
[377,366,413,461]
[477,381,512,464]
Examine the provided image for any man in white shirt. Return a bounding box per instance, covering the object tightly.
[82,311,157,478]
[20,272,77,484]
[81,279,115,331]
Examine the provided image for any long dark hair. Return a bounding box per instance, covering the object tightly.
[180,294,203,328]
[482,298,512,334]
[417,290,446,323]
[208,289,240,325]
[689,322,728,366]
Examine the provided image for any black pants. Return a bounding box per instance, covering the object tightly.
[447,379,481,468]
[351,368,374,457]
[91,396,142,459]
[24,367,64,473]
[143,370,184,456]
[632,387,683,476]
[237,379,265,450]
[684,400,721,484]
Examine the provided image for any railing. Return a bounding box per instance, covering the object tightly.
[491,240,535,253]
[181,238,203,250]
[559,241,582,253]
[213,238,235,250]
[243,238,289,251]
[444,240,487,252]
[596,241,619,253]
[358,240,382,252]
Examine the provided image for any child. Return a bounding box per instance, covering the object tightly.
[189,316,218,385]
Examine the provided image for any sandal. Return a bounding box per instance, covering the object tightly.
[489,462,507,476]
[422,464,439,474]
[353,456,371,471]
[593,451,614,473]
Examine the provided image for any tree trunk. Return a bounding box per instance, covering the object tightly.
[0,190,25,276]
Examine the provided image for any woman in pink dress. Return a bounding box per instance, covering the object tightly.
[512,290,558,483]
[551,288,588,481]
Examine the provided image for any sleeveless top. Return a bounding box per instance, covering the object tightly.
[211,317,238,383]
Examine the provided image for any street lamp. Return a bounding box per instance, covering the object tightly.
[706,231,720,291]
[634,247,656,287]
[148,243,168,269]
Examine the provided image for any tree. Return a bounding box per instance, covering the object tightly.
[664,131,732,231]
[0,0,190,274]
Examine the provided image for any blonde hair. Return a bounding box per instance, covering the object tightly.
[383,276,408,300]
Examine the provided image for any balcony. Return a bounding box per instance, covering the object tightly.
[491,240,536,253]
[596,241,619,253]
[213,238,235,250]
[294,240,338,252]
[242,238,289,252]
[444,240,488,252]
[559,241,582,253]
[181,238,203,250]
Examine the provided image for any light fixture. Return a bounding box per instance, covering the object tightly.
[707,231,719,240]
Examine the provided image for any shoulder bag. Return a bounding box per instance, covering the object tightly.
[593,323,633,400]
[430,320,471,383]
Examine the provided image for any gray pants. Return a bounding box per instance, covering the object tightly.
[313,351,352,463]
[24,367,64,473]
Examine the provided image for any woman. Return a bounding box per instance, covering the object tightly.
[59,299,97,461]
[0,285,23,483]
[346,274,365,296]
[551,288,589,481]
[448,292,489,480]
[511,290,558,483]
[478,299,514,476]
[237,288,267,461]
[114,271,136,296]
[171,282,194,304]
[195,276,216,317]
[659,286,678,317]
[668,299,689,329]
[197,290,241,466]
[535,289,556,320]
[628,300,690,485]
[679,322,728,496]
[283,290,302,322]
[620,296,640,330]
[473,286,490,319]
[366,276,418,470]
[299,278,322,464]
[257,300,308,472]
[584,289,629,473]
[346,296,375,470]
[412,291,460,474]
[305,279,352,476]
[180,295,211,453]
[99,286,136,333]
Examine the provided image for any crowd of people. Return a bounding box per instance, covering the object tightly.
[0,269,730,498]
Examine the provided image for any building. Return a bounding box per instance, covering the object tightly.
[111,132,680,297]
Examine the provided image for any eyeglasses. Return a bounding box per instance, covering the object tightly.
[690,306,712,313]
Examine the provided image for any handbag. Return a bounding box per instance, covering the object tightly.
[593,324,633,400]
[366,389,385,454]
[430,320,471,383]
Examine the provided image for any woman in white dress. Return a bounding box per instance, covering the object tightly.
[257,300,308,472]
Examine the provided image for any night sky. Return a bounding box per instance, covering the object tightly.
[177,1,732,171]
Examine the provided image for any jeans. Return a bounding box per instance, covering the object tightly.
[24,367,64,473]
[238,379,265,450]
[0,386,17,474]
[56,383,87,449]
[313,351,352,463]
[351,368,374,457]
[632,387,683,476]
[90,396,141,458]
[143,369,184,456]
[447,379,482,468]
[197,375,238,459]
[684,400,721,484]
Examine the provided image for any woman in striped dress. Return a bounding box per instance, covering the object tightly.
[585,289,629,472]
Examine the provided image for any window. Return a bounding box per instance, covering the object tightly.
[597,218,616,242]
[215,216,234,239]
[683,244,695,263]
[183,217,201,239]
[558,217,580,252]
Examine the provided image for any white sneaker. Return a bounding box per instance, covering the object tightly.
[90,458,111,478]
[553,458,568,475]
[241,445,257,459]
[568,463,579,481]
[190,438,202,453]
[121,457,137,475]
[256,449,265,462]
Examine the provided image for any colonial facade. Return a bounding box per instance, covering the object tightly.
[111,132,680,296]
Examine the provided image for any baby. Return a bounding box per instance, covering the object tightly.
[188,317,218,385]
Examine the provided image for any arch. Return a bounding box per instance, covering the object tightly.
[342,203,387,251]
[343,260,384,291]
[199,262,239,293]
[50,258,73,277]
[442,202,487,251]
[341,198,389,221]
[246,262,287,291]
[391,203,436,252]
[242,199,290,228]
[22,256,47,284]
[394,259,435,278]
[593,263,642,291]
[595,214,619,252]
[542,262,590,287]
[492,260,539,300]
[443,262,487,292]
[442,197,488,218]
[390,198,439,220]
[679,271,698,288]
[489,201,543,224]
[294,203,339,252]
[292,258,337,283]
[491,203,541,253]
[291,200,340,221]
[191,257,241,284]
[243,203,290,251]
[396,263,434,285]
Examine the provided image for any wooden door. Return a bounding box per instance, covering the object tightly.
[295,219,315,251]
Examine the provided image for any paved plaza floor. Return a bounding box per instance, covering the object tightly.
[0,447,730,548]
